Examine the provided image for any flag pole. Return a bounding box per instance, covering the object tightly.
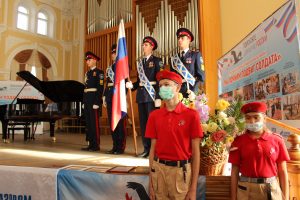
[127,77,138,156]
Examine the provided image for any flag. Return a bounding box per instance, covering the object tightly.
[111,19,129,131]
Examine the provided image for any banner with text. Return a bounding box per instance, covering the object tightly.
[0,81,44,105]
[0,166,206,200]
[57,169,206,200]
[0,166,58,200]
[218,0,300,135]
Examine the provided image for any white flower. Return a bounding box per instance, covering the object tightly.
[228,117,236,124]
[217,111,227,119]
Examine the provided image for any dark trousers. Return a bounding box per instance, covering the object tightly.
[1,119,7,139]
[107,102,127,152]
[138,102,155,153]
[84,104,100,149]
[0,105,7,139]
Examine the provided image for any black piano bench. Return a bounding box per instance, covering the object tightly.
[7,122,31,142]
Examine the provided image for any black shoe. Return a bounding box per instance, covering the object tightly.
[81,147,90,151]
[138,151,149,158]
[114,150,124,155]
[88,147,100,152]
[106,149,116,154]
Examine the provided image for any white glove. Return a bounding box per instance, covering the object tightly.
[93,104,99,109]
[154,99,161,108]
[187,90,196,101]
[126,81,133,89]
[82,104,84,109]
[102,97,107,108]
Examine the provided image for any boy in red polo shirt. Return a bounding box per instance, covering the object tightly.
[229,101,290,200]
[145,70,203,200]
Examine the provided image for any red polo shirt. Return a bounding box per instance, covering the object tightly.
[145,102,203,161]
[228,130,290,178]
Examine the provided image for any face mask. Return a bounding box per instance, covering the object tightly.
[245,121,264,132]
[159,86,174,100]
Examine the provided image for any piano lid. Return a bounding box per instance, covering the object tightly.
[17,71,85,102]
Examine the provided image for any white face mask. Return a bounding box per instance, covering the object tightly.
[245,121,264,132]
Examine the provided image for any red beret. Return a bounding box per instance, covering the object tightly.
[156,70,182,84]
[241,102,267,114]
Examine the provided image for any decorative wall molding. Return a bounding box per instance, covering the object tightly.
[0,24,7,35]
[62,0,81,17]
[5,36,29,54]
[60,41,73,52]
[39,43,58,62]
[5,44,58,78]
[38,0,82,14]
[38,0,60,9]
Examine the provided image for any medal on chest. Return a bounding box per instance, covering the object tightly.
[99,73,104,85]
[148,61,154,68]
[186,57,192,64]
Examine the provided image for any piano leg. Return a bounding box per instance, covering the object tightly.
[50,121,56,141]
[24,124,28,141]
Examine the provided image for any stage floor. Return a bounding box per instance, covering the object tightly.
[0,131,148,169]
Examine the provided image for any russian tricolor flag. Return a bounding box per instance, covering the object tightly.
[111,19,129,131]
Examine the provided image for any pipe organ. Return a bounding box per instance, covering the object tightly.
[87,0,132,34]
[136,0,200,64]
[86,0,200,71]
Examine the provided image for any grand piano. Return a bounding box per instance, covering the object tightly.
[0,71,85,141]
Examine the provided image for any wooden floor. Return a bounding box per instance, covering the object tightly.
[0,131,232,200]
[0,131,148,169]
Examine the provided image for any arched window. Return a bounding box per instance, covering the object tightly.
[37,11,48,35]
[17,6,29,30]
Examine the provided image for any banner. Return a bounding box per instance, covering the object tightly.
[57,169,206,200]
[218,0,300,135]
[0,166,58,200]
[0,81,44,105]
[0,165,206,200]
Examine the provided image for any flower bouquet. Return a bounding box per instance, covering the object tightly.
[181,94,244,175]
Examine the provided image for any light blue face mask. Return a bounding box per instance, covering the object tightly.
[245,121,264,132]
[159,86,174,100]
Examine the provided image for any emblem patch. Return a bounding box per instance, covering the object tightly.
[178,120,185,126]
[270,147,275,155]
[93,71,96,76]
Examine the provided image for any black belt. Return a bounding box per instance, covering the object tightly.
[154,157,191,167]
[239,176,276,184]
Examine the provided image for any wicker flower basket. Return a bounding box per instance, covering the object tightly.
[199,146,228,175]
